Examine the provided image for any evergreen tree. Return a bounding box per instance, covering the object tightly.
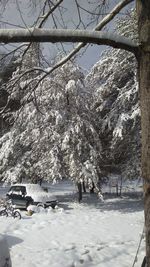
[86,10,140,180]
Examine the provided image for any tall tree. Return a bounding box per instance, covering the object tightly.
[0,56,103,193]
[136,1,150,264]
[86,10,140,180]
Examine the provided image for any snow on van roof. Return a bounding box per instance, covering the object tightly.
[11,183,43,192]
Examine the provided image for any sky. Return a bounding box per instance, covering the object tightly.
[0,0,135,70]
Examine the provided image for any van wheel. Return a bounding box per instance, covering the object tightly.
[51,204,56,209]
[37,203,45,208]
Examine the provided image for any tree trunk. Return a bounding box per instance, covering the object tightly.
[141,256,146,267]
[82,181,86,193]
[90,181,95,194]
[136,0,150,265]
[77,182,82,203]
[140,50,150,265]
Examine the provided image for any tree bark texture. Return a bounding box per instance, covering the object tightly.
[137,0,150,265]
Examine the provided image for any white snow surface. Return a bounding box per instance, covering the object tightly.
[0,180,145,267]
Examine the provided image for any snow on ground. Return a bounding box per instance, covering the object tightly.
[0,180,145,267]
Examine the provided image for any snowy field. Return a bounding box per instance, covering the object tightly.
[0,180,145,267]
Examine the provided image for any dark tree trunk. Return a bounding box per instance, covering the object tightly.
[82,181,86,193]
[77,182,82,203]
[141,256,146,267]
[136,0,150,265]
[90,181,95,194]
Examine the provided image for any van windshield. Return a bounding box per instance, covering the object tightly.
[9,186,26,195]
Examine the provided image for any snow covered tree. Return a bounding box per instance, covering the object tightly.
[0,53,22,138]
[0,53,103,195]
[87,50,140,178]
[86,10,140,181]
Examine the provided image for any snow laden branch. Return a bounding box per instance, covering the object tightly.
[49,0,135,69]
[95,0,134,31]
[1,28,138,55]
[0,0,135,91]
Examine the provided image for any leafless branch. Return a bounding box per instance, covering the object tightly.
[0,20,25,28]
[15,0,32,33]
[38,0,63,28]
[0,43,28,61]
[18,0,64,68]
[0,0,135,116]
[74,0,86,29]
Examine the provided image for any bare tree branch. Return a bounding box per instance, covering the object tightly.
[19,0,135,79]
[74,0,86,29]
[0,0,136,116]
[0,20,25,28]
[0,43,28,61]
[38,0,63,28]
[37,0,135,82]
[16,0,64,69]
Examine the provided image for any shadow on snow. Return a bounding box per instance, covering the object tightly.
[56,190,144,214]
